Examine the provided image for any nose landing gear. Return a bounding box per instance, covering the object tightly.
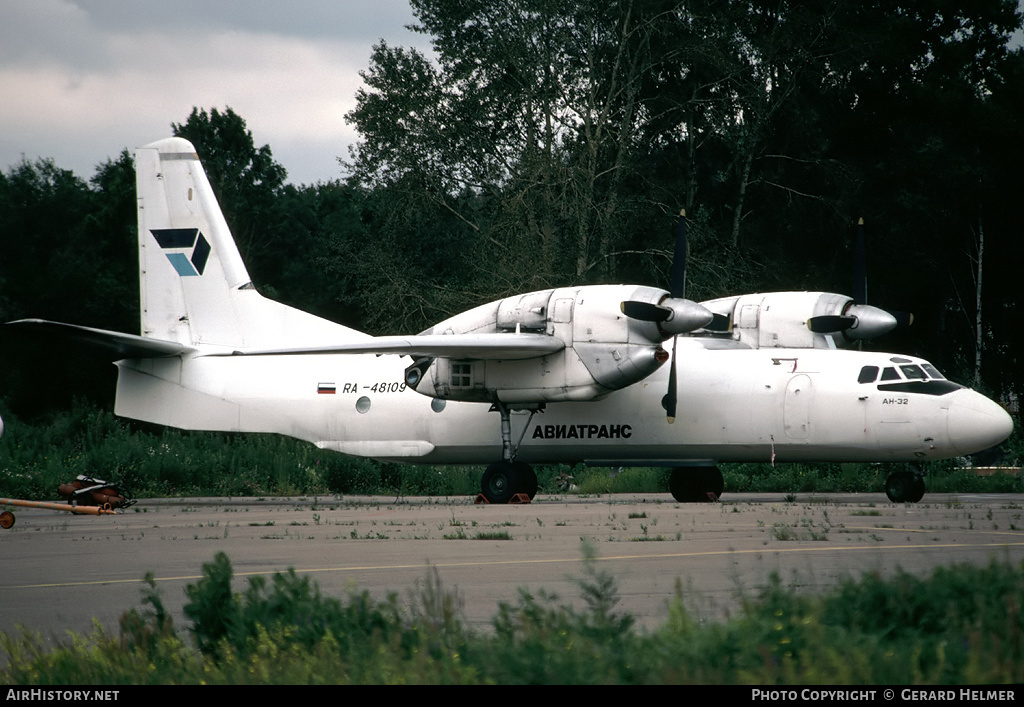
[884,469,926,503]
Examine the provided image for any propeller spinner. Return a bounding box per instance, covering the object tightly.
[620,298,715,335]
[806,304,899,339]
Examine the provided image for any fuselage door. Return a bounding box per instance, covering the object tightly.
[784,373,813,441]
[738,301,760,330]
[548,294,575,350]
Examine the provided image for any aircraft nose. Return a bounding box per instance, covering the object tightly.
[947,389,1014,456]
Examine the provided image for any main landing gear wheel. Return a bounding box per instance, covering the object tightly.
[480,461,537,503]
[479,401,541,503]
[885,471,926,503]
[514,461,538,500]
[669,466,723,503]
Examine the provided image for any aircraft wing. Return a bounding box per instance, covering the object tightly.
[5,319,194,359]
[212,333,565,360]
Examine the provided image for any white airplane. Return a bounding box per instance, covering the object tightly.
[8,138,1014,504]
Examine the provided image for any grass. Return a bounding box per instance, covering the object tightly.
[474,530,512,540]
[443,529,512,540]
[2,551,1022,684]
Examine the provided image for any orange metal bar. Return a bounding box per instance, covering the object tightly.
[0,498,117,516]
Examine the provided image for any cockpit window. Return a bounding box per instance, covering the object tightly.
[875,360,961,396]
[858,366,879,384]
[900,364,927,380]
[878,380,963,395]
[880,367,901,381]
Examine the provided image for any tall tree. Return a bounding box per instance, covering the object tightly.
[0,156,136,414]
[344,0,1023,406]
[347,0,667,327]
[172,108,288,287]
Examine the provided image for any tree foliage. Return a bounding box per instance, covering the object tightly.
[345,0,1024,391]
[1,0,1022,429]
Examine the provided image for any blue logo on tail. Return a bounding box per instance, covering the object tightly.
[151,228,211,276]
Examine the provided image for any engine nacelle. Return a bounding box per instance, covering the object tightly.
[405,285,670,404]
[697,292,898,349]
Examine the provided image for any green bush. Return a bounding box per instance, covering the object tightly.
[3,551,1024,684]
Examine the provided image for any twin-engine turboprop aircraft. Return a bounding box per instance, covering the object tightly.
[7,138,1014,503]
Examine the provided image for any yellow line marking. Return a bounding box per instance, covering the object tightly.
[4,541,1023,590]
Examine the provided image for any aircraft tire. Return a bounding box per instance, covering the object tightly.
[481,462,520,504]
[884,471,919,503]
[908,475,926,503]
[669,467,723,503]
[513,462,538,499]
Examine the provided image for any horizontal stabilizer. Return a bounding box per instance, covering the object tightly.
[207,332,565,360]
[6,319,193,359]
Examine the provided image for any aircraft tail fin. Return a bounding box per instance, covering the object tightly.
[134,137,363,350]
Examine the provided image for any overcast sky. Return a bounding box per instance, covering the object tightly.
[0,0,430,185]
[4,2,1022,187]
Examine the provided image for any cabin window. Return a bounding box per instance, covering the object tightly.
[880,366,901,381]
[900,365,927,380]
[858,366,879,383]
[451,362,472,388]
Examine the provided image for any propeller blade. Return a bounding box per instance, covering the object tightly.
[654,210,692,423]
[669,210,688,299]
[662,336,678,423]
[853,217,867,305]
[620,300,671,322]
[845,217,911,339]
[706,312,731,332]
[807,314,857,333]
[891,310,914,328]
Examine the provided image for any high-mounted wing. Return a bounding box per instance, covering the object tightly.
[210,332,565,360]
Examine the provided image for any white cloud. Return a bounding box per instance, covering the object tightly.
[0,0,426,184]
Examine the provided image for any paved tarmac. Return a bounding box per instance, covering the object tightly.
[2,492,1023,649]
